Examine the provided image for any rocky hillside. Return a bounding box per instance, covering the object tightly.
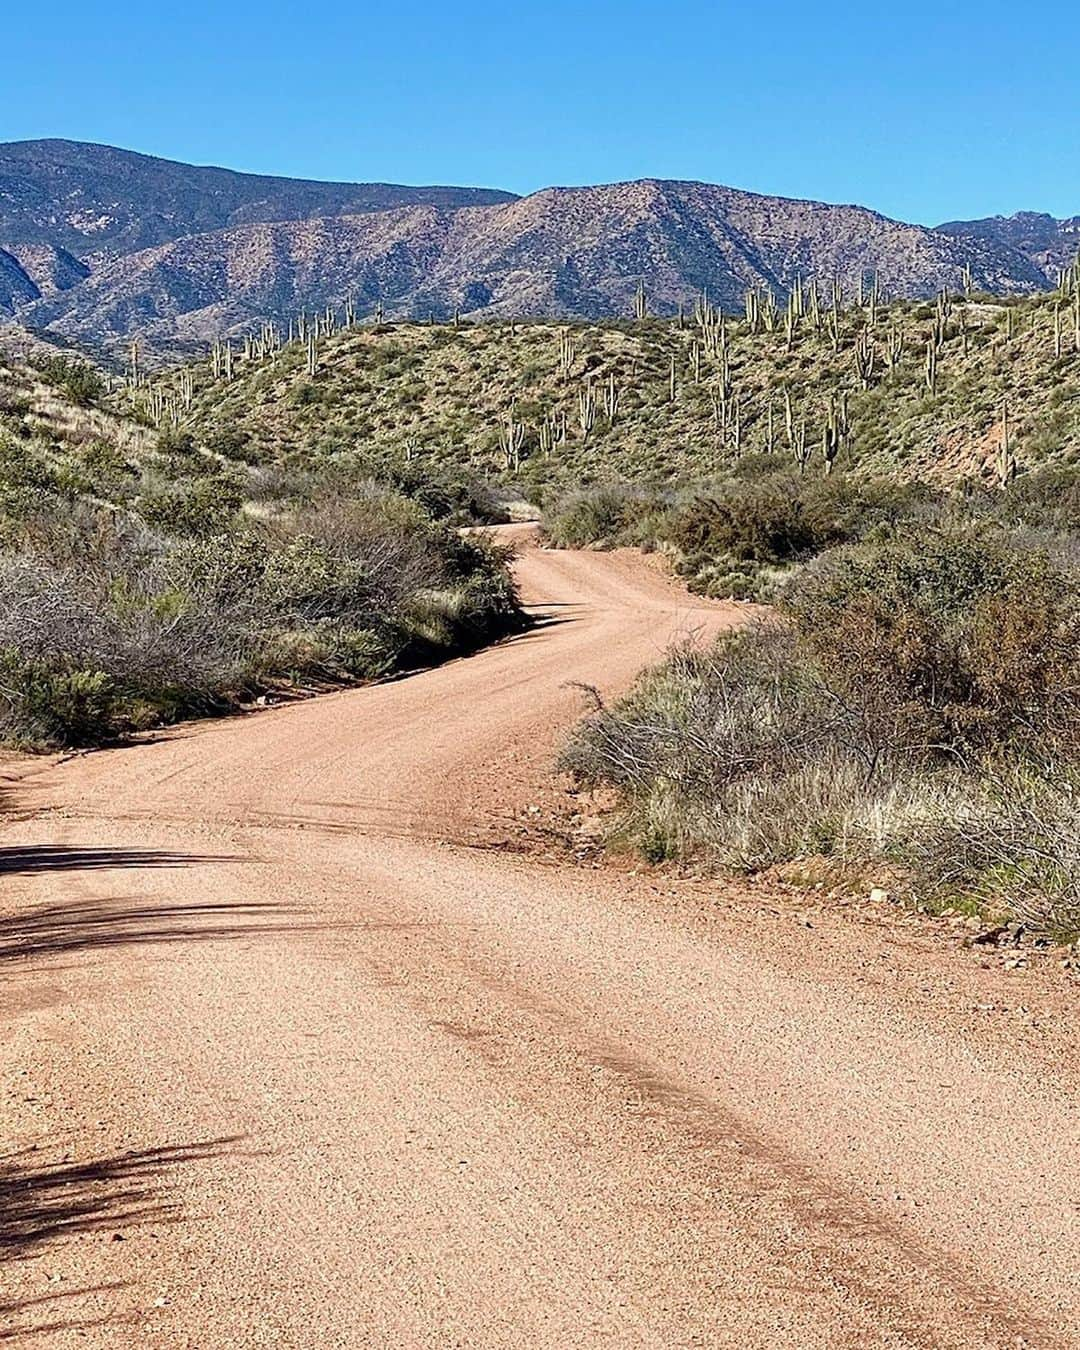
[129,286,1079,493]
[0,140,1071,354]
[939,211,1080,284]
[0,139,515,260]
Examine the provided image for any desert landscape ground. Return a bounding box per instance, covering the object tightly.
[4,13,1080,1336]
[3,529,1077,1347]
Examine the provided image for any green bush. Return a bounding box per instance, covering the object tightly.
[0,488,523,748]
[136,475,244,537]
[543,485,653,548]
[35,356,105,407]
[0,652,118,746]
[562,528,1080,933]
[785,529,1080,757]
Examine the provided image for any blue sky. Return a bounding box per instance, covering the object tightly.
[6,1,1079,224]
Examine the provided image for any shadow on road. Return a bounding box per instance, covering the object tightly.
[0,895,317,963]
[0,1138,237,1260]
[0,845,232,875]
[0,1137,242,1341]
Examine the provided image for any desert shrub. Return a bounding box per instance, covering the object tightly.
[204,426,257,462]
[563,528,1080,931]
[561,623,869,868]
[155,427,198,457]
[0,651,119,746]
[0,489,522,747]
[997,465,1080,533]
[906,769,1080,941]
[35,356,104,407]
[544,475,946,599]
[136,474,244,537]
[785,529,1080,758]
[543,485,662,548]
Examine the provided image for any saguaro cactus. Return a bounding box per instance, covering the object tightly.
[578,382,597,441]
[886,323,905,372]
[822,392,850,475]
[499,405,526,470]
[853,329,876,388]
[603,371,621,424]
[558,329,576,378]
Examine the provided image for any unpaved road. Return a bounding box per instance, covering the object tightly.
[2,529,1077,1348]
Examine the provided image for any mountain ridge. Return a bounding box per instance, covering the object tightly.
[0,140,1074,353]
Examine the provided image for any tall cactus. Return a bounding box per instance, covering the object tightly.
[578,381,597,441]
[558,329,576,378]
[498,404,526,470]
[603,371,620,424]
[886,322,905,372]
[853,329,876,388]
[744,287,760,334]
[822,392,850,475]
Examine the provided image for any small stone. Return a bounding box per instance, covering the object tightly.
[869,887,890,904]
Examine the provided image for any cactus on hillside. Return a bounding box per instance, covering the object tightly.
[853,329,876,388]
[578,382,597,441]
[603,371,621,424]
[498,405,526,470]
[886,323,905,372]
[558,329,577,378]
[822,391,850,475]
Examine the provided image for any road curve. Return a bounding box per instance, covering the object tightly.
[2,528,1077,1348]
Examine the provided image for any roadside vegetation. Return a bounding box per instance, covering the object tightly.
[0,353,521,748]
[562,508,1080,942]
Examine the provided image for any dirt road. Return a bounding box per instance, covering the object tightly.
[2,529,1077,1348]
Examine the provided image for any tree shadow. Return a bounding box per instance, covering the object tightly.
[0,894,330,964]
[0,1138,237,1260]
[0,1137,242,1340]
[0,845,233,876]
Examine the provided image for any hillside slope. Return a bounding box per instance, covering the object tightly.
[0,139,516,261]
[18,179,1048,348]
[142,286,1080,491]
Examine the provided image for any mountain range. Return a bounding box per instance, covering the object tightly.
[0,139,1076,355]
